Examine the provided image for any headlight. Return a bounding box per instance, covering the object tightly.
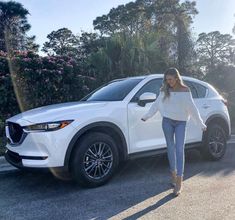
[23,120,74,132]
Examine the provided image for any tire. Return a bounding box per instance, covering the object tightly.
[200,123,227,160]
[71,132,119,187]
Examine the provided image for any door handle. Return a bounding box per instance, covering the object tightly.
[202,104,210,109]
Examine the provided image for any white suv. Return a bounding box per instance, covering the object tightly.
[5,74,231,187]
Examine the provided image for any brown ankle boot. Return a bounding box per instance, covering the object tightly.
[173,176,183,196]
[171,171,177,187]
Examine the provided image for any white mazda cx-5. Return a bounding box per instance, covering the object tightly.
[5,74,231,187]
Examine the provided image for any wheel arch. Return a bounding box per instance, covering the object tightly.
[64,121,128,169]
[204,114,230,139]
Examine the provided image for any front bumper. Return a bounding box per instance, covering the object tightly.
[5,149,48,169]
[5,123,77,168]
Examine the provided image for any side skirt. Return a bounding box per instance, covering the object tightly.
[128,142,202,160]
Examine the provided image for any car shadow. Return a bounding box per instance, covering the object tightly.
[0,144,234,219]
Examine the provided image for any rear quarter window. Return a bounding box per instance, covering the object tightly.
[192,82,207,98]
[184,80,207,98]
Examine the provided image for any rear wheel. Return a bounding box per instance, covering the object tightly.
[200,124,227,160]
[71,132,119,187]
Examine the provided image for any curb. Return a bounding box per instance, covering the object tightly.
[1,135,235,174]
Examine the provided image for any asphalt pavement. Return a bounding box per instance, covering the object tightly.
[0,137,235,219]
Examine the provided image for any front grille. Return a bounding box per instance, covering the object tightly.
[7,122,24,144]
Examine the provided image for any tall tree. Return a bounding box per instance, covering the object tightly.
[145,0,198,72]
[42,28,79,56]
[93,1,150,36]
[196,31,235,70]
[173,1,197,72]
[93,0,198,73]
[24,35,39,53]
[76,32,102,77]
[79,32,100,58]
[0,1,36,53]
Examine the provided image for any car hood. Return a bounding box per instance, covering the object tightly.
[7,101,108,126]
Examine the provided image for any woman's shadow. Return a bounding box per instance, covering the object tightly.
[123,193,174,220]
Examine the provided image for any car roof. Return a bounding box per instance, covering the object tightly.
[115,73,208,87]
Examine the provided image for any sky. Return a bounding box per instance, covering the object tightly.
[5,0,235,51]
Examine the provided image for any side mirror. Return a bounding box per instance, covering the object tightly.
[138,92,156,107]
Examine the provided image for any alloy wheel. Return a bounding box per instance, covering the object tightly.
[83,142,113,179]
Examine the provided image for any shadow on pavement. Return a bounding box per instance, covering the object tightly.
[122,194,175,220]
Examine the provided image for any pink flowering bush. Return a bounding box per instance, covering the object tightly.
[0,50,97,136]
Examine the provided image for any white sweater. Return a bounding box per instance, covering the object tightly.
[142,91,207,130]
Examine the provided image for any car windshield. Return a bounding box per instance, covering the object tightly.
[81,78,143,101]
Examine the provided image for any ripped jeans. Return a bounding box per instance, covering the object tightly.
[162,117,187,177]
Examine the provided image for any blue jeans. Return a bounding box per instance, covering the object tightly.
[162,117,187,177]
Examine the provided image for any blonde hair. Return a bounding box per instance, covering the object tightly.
[160,68,186,100]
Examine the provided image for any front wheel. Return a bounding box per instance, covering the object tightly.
[71,132,119,187]
[200,124,227,160]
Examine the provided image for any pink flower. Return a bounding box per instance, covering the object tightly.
[23,58,31,62]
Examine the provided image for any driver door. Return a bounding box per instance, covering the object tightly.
[127,78,166,153]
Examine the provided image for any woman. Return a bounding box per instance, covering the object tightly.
[141,68,207,196]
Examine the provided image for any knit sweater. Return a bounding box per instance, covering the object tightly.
[142,90,207,130]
